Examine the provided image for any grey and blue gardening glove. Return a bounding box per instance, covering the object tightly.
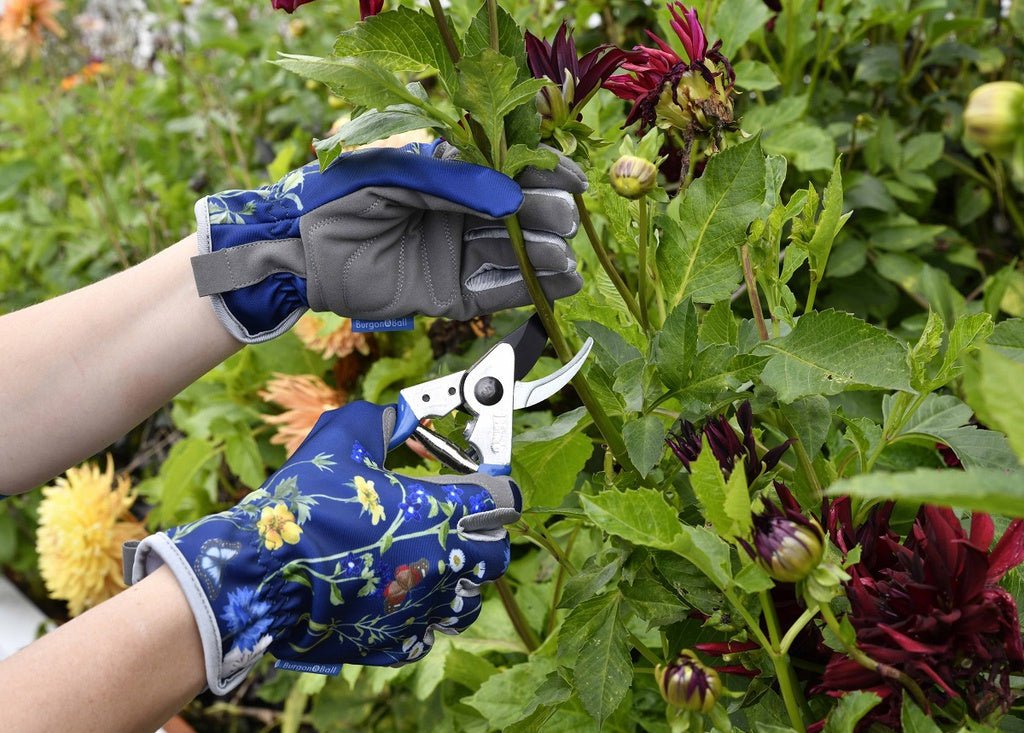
[191,140,587,343]
[127,401,518,694]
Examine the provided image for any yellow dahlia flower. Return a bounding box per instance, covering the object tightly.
[35,456,146,617]
[256,503,302,551]
[354,475,385,525]
[259,373,342,456]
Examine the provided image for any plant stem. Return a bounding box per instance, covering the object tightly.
[760,592,810,731]
[804,277,820,314]
[628,630,663,667]
[818,603,930,713]
[486,0,499,51]
[427,0,461,64]
[495,577,540,651]
[741,244,769,341]
[638,197,652,333]
[574,194,644,324]
[779,607,818,655]
[502,214,635,473]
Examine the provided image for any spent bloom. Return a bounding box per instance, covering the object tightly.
[820,499,1024,727]
[36,456,146,616]
[738,482,824,583]
[294,313,370,360]
[259,373,343,456]
[0,0,65,64]
[604,3,735,142]
[667,401,793,485]
[655,650,722,712]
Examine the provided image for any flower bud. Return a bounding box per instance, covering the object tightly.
[739,483,825,583]
[288,19,308,37]
[610,155,658,199]
[655,650,722,712]
[964,81,1024,156]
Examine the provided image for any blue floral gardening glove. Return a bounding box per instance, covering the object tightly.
[192,140,587,343]
[127,401,519,694]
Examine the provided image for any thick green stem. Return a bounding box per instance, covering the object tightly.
[427,0,460,64]
[502,214,635,473]
[779,607,818,655]
[495,577,540,651]
[760,592,810,731]
[486,0,499,52]
[628,630,662,667]
[574,194,643,324]
[804,276,819,314]
[638,197,652,333]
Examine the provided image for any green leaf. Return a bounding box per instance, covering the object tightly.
[733,60,781,91]
[902,133,945,171]
[314,104,437,169]
[223,430,265,489]
[152,437,219,519]
[931,312,993,387]
[656,299,698,391]
[966,346,1024,461]
[800,157,850,278]
[622,415,668,479]
[563,593,632,726]
[826,467,1024,517]
[762,122,836,172]
[361,334,432,403]
[621,571,688,627]
[463,3,527,69]
[732,562,775,593]
[894,394,1017,470]
[455,49,547,164]
[503,144,558,179]
[908,310,944,391]
[658,137,766,307]
[672,525,734,589]
[513,432,592,507]
[711,0,773,57]
[689,437,751,538]
[699,300,740,347]
[580,488,681,550]
[333,7,458,94]
[465,658,558,730]
[274,54,425,110]
[901,696,941,733]
[515,407,588,444]
[755,310,911,402]
[780,395,832,458]
[560,553,625,608]
[988,318,1024,362]
[823,691,882,733]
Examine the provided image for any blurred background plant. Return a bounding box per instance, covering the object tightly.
[2,0,1024,730]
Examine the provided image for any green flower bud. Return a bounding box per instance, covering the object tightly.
[964,81,1024,156]
[655,650,722,713]
[610,155,658,199]
[739,486,825,584]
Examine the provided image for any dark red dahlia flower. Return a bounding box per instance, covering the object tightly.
[524,22,628,124]
[820,501,1024,726]
[666,401,793,485]
[603,2,735,137]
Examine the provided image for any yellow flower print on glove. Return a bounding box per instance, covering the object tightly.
[257,503,303,551]
[354,475,386,525]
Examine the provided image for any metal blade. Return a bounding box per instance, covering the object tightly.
[501,313,549,381]
[511,338,593,410]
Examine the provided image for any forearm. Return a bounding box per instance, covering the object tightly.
[0,234,241,493]
[0,565,206,733]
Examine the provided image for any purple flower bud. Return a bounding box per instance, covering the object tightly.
[739,483,824,583]
[655,650,722,712]
[610,155,658,199]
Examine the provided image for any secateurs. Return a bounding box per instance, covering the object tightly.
[387,315,593,476]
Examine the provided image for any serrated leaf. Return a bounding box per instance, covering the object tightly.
[699,300,739,346]
[827,467,1024,517]
[275,54,424,110]
[333,7,458,94]
[673,524,733,589]
[465,658,558,730]
[732,562,775,593]
[314,103,437,170]
[512,432,592,507]
[579,488,681,550]
[455,49,547,164]
[894,393,1017,469]
[503,144,558,179]
[901,696,941,733]
[988,318,1024,362]
[621,571,688,627]
[658,137,766,307]
[755,310,911,402]
[622,415,668,478]
[823,691,882,733]
[966,346,1024,461]
[656,299,698,391]
[801,157,849,278]
[463,3,527,69]
[569,594,632,725]
[224,430,265,488]
[930,311,993,388]
[689,437,750,537]
[780,395,831,458]
[908,311,944,391]
[560,554,625,608]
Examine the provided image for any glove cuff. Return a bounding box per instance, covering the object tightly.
[130,533,257,695]
[193,197,309,344]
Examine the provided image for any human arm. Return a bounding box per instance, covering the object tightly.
[0,564,206,733]
[0,234,242,494]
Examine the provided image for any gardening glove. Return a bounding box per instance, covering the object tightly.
[191,139,588,343]
[125,401,519,694]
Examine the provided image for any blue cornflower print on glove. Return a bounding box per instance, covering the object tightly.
[129,401,520,695]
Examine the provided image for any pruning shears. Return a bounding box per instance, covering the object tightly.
[387,314,593,476]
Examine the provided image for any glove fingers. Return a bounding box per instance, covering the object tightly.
[465,188,579,238]
[462,230,575,292]
[514,151,588,194]
[469,271,583,315]
[436,590,483,635]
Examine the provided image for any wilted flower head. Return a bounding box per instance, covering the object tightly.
[963,81,1024,156]
[655,650,722,712]
[0,0,65,65]
[294,313,370,360]
[739,482,824,583]
[819,499,1024,727]
[260,373,343,456]
[604,3,735,142]
[667,401,793,485]
[36,456,146,617]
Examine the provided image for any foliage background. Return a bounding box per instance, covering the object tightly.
[3,0,1024,731]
